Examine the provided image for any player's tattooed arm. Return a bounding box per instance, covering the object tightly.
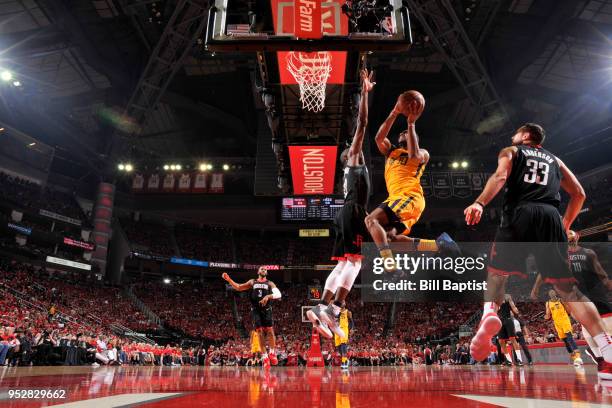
[349,69,375,165]
[222,273,253,291]
[557,157,586,233]
[464,146,516,225]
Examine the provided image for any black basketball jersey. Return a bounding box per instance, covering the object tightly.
[499,299,512,320]
[250,279,272,309]
[570,247,611,314]
[342,165,371,207]
[503,145,562,211]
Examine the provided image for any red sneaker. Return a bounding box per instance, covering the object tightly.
[269,353,278,366]
[598,360,612,381]
[263,356,271,370]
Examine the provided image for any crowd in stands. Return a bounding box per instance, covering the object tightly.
[121,220,176,257]
[0,172,85,221]
[175,224,233,261]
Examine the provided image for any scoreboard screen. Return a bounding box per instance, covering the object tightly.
[281,197,344,221]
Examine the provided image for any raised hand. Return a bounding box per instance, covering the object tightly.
[361,69,375,93]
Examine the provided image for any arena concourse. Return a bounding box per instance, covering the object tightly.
[0,0,611,406]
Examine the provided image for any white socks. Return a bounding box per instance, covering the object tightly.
[338,259,362,291]
[482,302,496,317]
[593,332,612,362]
[515,350,523,363]
[324,261,346,293]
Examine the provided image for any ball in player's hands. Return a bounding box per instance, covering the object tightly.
[397,90,425,118]
[222,272,230,281]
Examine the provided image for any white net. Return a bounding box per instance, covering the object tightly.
[285,51,332,113]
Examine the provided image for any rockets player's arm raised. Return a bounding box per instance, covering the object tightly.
[588,249,612,290]
[348,69,374,165]
[222,273,253,291]
[557,157,586,232]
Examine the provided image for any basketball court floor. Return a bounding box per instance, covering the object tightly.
[1,365,611,407]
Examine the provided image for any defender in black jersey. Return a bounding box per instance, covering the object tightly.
[307,69,373,340]
[222,267,282,367]
[464,124,612,380]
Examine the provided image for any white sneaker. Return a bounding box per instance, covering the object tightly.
[91,362,100,367]
[306,305,333,339]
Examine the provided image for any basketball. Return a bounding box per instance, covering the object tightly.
[397,90,425,116]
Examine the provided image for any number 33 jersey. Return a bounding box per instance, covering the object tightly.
[503,144,562,211]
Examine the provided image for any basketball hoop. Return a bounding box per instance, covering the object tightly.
[285,51,332,113]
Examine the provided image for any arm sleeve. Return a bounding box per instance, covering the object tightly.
[271,287,282,299]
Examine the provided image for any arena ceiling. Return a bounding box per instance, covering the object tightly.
[0,0,611,182]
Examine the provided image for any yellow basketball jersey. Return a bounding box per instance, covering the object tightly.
[250,330,261,353]
[384,147,426,198]
[548,300,570,325]
[335,310,349,345]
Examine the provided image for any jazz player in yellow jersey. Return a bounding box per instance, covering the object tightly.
[334,307,352,371]
[546,289,583,365]
[365,96,458,268]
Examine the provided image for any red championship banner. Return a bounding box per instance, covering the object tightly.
[132,174,144,192]
[293,0,321,39]
[288,145,337,195]
[147,174,160,191]
[178,173,192,192]
[209,173,224,193]
[193,173,207,193]
[162,174,176,192]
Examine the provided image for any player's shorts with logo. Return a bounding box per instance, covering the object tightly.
[497,318,517,340]
[251,306,273,329]
[378,194,425,236]
[332,202,368,260]
[488,203,571,283]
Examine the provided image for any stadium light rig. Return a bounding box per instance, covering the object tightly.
[461,161,468,169]
[451,161,459,169]
[222,164,230,171]
[0,70,12,81]
[117,163,134,172]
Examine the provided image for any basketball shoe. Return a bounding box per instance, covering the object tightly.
[470,312,502,359]
[262,355,271,370]
[307,304,333,339]
[435,232,461,256]
[320,305,346,339]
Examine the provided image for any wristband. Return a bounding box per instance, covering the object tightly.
[475,201,485,208]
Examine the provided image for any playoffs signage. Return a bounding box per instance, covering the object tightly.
[288,146,337,195]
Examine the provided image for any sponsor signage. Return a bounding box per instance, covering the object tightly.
[288,146,337,195]
[7,223,31,235]
[299,228,330,237]
[242,264,281,270]
[293,0,322,39]
[46,256,92,271]
[63,237,95,251]
[39,209,82,226]
[209,262,240,269]
[170,257,209,267]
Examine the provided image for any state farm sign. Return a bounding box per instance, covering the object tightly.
[288,146,337,195]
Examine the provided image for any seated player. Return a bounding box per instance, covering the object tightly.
[222,267,282,369]
[545,289,583,366]
[364,92,458,273]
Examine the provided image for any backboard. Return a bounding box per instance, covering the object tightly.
[205,0,412,52]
